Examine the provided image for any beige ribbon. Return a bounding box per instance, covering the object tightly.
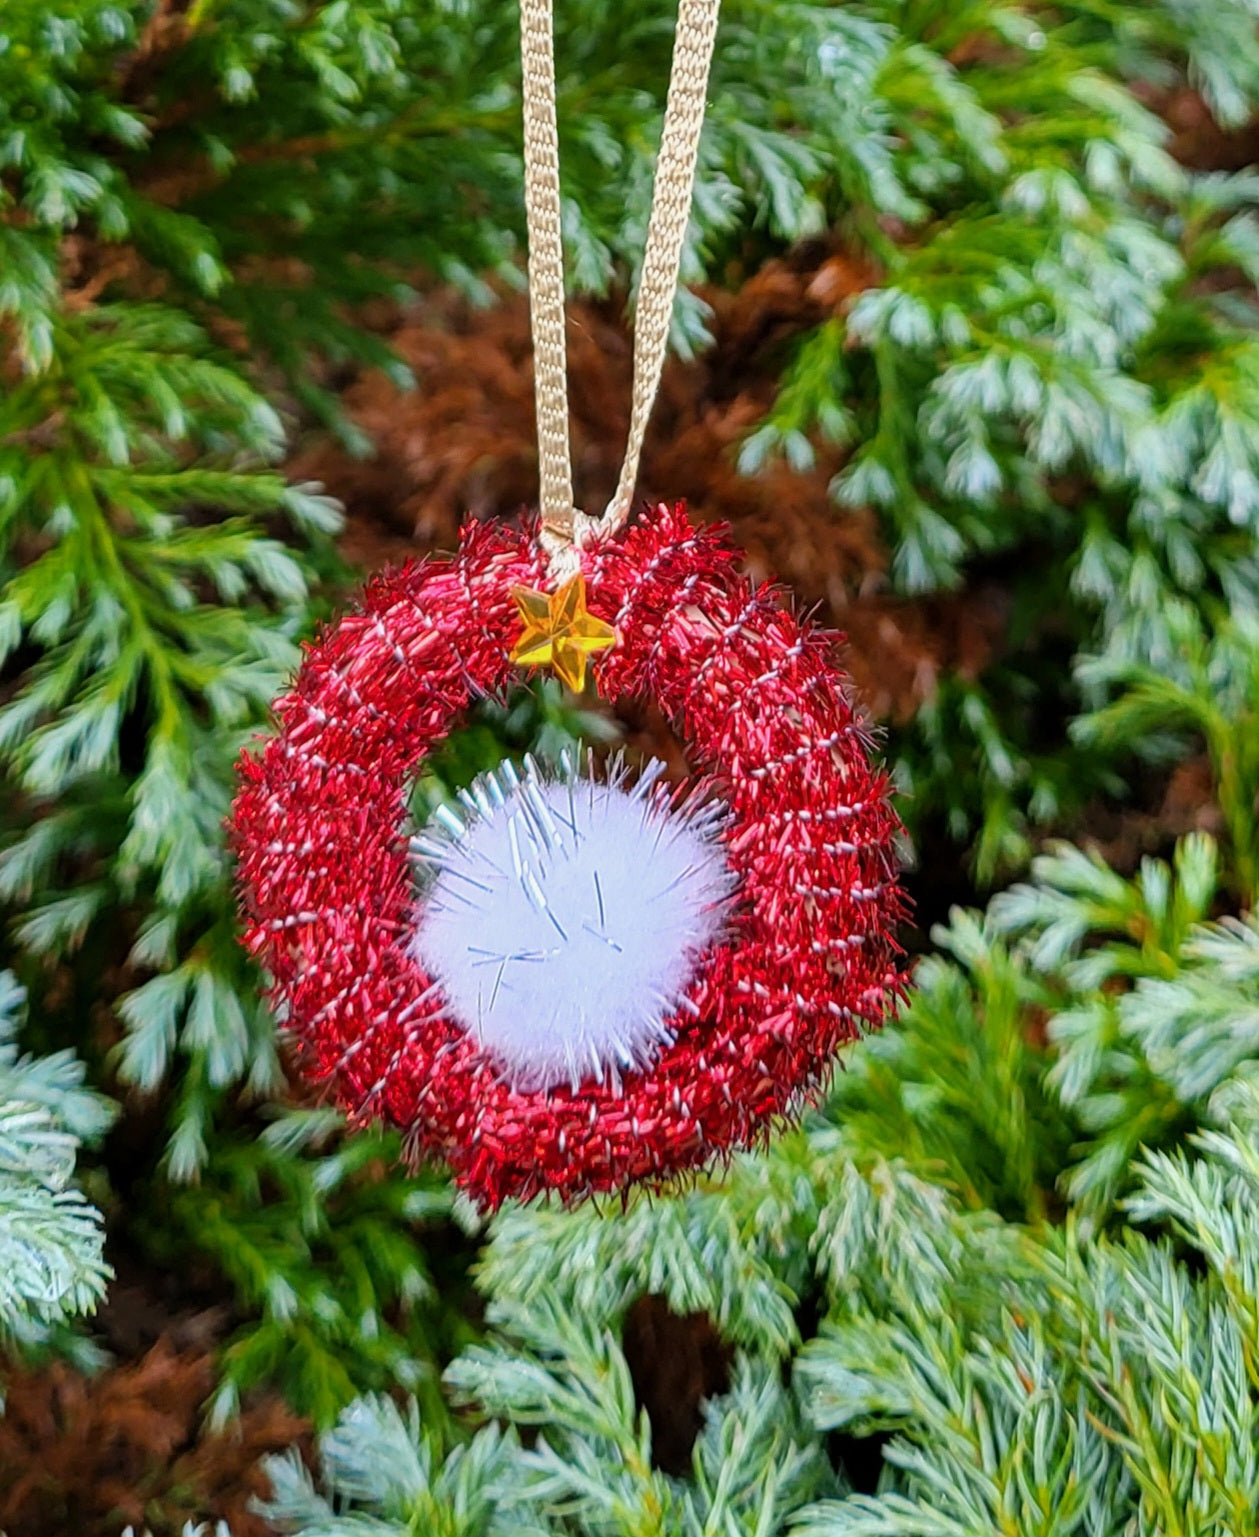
[520,0,721,576]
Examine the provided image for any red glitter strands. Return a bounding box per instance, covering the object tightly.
[231,502,906,1210]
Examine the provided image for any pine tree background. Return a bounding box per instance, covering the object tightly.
[5,0,1259,1531]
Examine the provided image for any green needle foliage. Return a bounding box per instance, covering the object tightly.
[0,971,112,1346]
[0,299,336,1180]
[1075,600,1259,902]
[134,1105,469,1431]
[6,0,1259,1513]
[737,0,1259,875]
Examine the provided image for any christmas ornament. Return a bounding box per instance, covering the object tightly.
[230,0,906,1209]
[232,502,905,1207]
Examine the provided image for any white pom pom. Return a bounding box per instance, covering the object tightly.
[410,753,734,1092]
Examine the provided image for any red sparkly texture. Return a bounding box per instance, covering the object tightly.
[231,502,907,1209]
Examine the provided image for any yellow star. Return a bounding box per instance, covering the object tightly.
[509,573,617,693]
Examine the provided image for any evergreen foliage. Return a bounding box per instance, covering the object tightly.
[739,0,1259,874]
[0,971,111,1343]
[140,1107,468,1431]
[6,0,1259,1522]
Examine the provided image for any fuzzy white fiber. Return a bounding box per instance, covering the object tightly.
[410,754,733,1093]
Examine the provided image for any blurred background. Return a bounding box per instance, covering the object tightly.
[6,2,1259,1532]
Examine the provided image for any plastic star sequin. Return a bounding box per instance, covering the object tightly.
[509,572,617,692]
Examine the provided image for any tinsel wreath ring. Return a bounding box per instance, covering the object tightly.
[233,502,904,1209]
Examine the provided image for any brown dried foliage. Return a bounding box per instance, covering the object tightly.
[0,1337,306,1537]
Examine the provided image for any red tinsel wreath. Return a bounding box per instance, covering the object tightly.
[231,501,905,1209]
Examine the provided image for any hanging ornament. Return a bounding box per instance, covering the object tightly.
[230,0,907,1210]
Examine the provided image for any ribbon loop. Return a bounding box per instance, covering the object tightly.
[520,0,721,569]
